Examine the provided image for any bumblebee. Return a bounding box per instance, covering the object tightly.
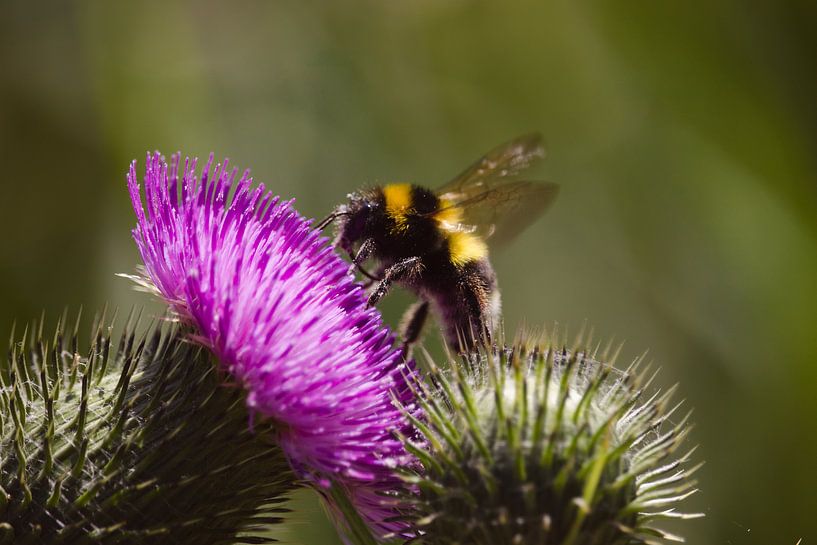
[318,133,558,352]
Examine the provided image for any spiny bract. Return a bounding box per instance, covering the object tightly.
[0,310,294,545]
[399,334,703,545]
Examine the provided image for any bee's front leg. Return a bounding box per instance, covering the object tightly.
[346,239,383,285]
[351,238,376,266]
[367,257,423,307]
[362,264,386,289]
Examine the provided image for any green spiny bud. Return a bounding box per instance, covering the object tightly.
[0,309,295,544]
[400,333,703,545]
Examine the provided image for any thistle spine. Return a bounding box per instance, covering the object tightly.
[0,310,295,544]
[400,334,703,545]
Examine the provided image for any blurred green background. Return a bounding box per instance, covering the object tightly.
[2,1,816,543]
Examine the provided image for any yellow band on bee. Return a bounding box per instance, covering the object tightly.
[434,197,465,228]
[383,183,413,231]
[448,231,488,267]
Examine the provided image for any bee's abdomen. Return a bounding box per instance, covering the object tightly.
[422,259,500,351]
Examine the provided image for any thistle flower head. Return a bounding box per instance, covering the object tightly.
[0,311,293,544]
[401,333,703,545]
[127,152,419,540]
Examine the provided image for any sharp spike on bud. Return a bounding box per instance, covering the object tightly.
[0,312,295,543]
[396,329,702,544]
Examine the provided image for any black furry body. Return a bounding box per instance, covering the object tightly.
[335,185,500,351]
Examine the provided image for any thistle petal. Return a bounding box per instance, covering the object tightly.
[127,152,420,540]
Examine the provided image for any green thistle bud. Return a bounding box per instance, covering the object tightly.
[0,310,294,544]
[400,334,703,545]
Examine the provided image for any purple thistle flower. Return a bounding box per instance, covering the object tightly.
[127,151,418,540]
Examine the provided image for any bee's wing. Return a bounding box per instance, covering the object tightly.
[429,133,557,247]
[435,132,546,197]
[435,180,559,247]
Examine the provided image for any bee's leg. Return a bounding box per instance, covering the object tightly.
[367,256,422,307]
[452,282,491,353]
[363,264,386,289]
[347,238,384,285]
[399,300,429,359]
[469,296,493,349]
[351,238,376,266]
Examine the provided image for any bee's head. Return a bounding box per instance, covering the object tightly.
[320,190,378,257]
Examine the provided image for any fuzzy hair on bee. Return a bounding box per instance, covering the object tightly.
[318,133,559,353]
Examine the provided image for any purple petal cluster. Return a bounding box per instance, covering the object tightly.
[127,152,418,539]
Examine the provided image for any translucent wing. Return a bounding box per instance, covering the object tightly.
[430,134,558,246]
[436,180,558,246]
[435,133,546,198]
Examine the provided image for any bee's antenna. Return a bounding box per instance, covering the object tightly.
[315,212,343,230]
